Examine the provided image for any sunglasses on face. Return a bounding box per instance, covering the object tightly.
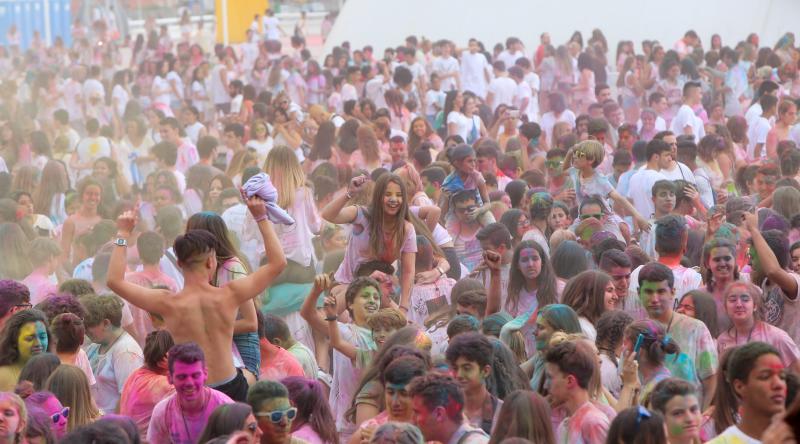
[574,151,588,159]
[579,213,604,220]
[255,407,297,424]
[51,407,69,424]
[545,160,563,168]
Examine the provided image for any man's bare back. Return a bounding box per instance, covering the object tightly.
[107,195,287,385]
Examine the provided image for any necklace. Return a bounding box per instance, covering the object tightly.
[180,389,208,443]
[100,329,125,354]
[664,312,675,334]
[732,323,756,344]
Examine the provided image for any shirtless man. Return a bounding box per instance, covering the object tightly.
[107,195,287,402]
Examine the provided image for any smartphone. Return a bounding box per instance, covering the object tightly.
[633,333,644,355]
[508,110,520,119]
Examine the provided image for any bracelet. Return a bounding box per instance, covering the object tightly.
[345,191,353,200]
[436,266,444,276]
[398,305,409,312]
[254,214,268,223]
[325,315,338,321]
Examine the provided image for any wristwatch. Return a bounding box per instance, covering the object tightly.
[114,238,128,247]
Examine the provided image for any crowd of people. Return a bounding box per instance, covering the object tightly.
[2,10,800,444]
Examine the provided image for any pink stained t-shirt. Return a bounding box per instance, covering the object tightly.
[555,401,610,444]
[717,321,800,369]
[333,207,417,285]
[119,367,176,437]
[22,270,58,306]
[147,387,233,444]
[259,339,306,380]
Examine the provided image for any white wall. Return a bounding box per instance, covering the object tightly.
[325,0,800,58]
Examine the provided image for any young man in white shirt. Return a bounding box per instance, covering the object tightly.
[744,80,779,128]
[460,39,491,99]
[626,139,669,226]
[485,61,516,113]
[496,37,525,70]
[670,81,705,140]
[656,131,696,184]
[432,40,460,92]
[509,66,536,123]
[515,58,540,122]
[747,94,777,161]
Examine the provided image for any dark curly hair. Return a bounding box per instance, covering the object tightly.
[0,309,50,365]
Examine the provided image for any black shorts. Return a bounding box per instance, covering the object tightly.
[211,369,249,402]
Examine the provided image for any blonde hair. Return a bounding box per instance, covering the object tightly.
[226,150,257,181]
[264,145,307,209]
[395,163,424,196]
[357,125,382,164]
[0,392,27,443]
[45,365,100,431]
[366,308,407,331]
[574,140,605,168]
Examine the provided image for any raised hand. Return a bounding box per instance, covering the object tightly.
[116,209,138,236]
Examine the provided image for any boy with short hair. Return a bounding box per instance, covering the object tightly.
[638,179,677,259]
[545,340,610,444]
[445,332,501,434]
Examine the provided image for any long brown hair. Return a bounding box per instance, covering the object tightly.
[356,125,381,164]
[561,270,612,324]
[366,174,411,262]
[488,390,555,444]
[33,160,70,215]
[45,365,100,431]
[506,241,558,314]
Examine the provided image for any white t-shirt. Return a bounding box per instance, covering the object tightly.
[744,102,763,128]
[151,75,171,106]
[166,71,184,102]
[111,84,129,117]
[209,64,231,105]
[497,50,525,70]
[75,136,112,179]
[432,56,460,92]
[636,116,667,133]
[670,104,705,139]
[447,112,479,143]
[86,332,144,413]
[705,425,761,444]
[274,188,321,267]
[747,116,771,161]
[184,121,205,146]
[425,89,446,116]
[487,76,517,112]
[626,167,667,219]
[540,110,576,146]
[341,83,358,102]
[523,72,541,122]
[660,162,696,184]
[625,264,703,320]
[262,16,281,40]
[401,61,427,82]
[460,51,490,98]
[82,78,105,102]
[513,81,536,121]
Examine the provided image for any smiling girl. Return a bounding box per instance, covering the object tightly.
[716,282,800,374]
[321,173,417,315]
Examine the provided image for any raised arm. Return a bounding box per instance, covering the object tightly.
[300,274,332,334]
[320,175,368,224]
[483,250,503,316]
[226,195,288,305]
[609,189,651,232]
[107,210,172,315]
[745,212,798,298]
[324,294,357,360]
